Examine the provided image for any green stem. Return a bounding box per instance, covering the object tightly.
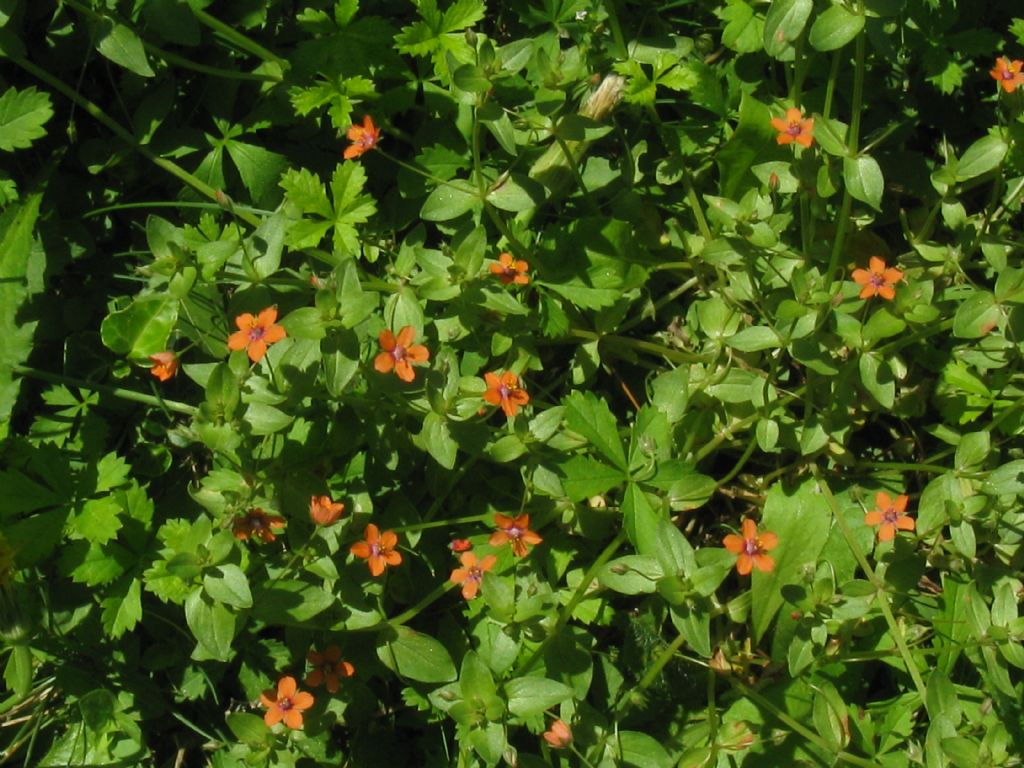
[392,513,491,533]
[190,8,287,68]
[715,435,758,489]
[825,33,866,289]
[811,468,929,708]
[567,329,712,364]
[517,531,627,675]
[387,582,458,628]
[14,365,197,416]
[685,177,713,242]
[10,55,260,228]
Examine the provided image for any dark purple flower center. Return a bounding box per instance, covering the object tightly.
[248,326,266,342]
[370,542,381,556]
[743,539,760,555]
[250,516,264,530]
[390,344,406,362]
[507,526,522,538]
[787,122,802,136]
[882,507,900,524]
[1004,69,1015,80]
[279,698,293,711]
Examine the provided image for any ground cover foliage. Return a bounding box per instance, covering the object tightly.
[3,0,1024,765]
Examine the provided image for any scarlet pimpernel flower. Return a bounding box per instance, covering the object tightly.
[344,115,381,159]
[489,513,542,557]
[722,518,778,575]
[851,256,903,300]
[483,371,530,418]
[449,551,498,600]
[305,645,354,694]
[991,56,1024,93]
[770,107,814,148]
[309,495,345,526]
[350,523,402,576]
[864,491,915,542]
[374,326,429,382]
[148,351,179,382]
[542,719,573,749]
[260,676,314,729]
[489,252,529,285]
[449,538,473,552]
[227,307,287,363]
[232,509,286,543]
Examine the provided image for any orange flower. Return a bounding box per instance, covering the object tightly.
[259,676,314,729]
[722,518,778,576]
[344,115,381,160]
[148,351,179,382]
[305,645,355,694]
[851,256,903,300]
[542,719,573,749]
[449,551,498,600]
[227,307,287,363]
[483,371,530,418]
[350,523,402,576]
[232,508,286,543]
[489,252,529,285]
[309,495,345,526]
[990,57,1024,93]
[770,107,814,148]
[489,513,542,557]
[864,491,914,542]
[373,326,429,382]
[449,538,473,552]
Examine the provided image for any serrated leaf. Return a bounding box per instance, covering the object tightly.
[74,496,124,545]
[0,87,53,152]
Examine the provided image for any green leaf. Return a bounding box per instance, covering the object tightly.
[721,1,764,54]
[421,179,480,221]
[452,63,490,92]
[225,713,270,746]
[95,22,155,77]
[203,564,253,609]
[225,141,288,205]
[952,290,1001,338]
[727,325,781,352]
[252,579,336,624]
[243,402,294,435]
[417,412,458,469]
[843,154,884,210]
[859,352,895,408]
[74,496,124,545]
[955,135,1007,182]
[0,87,53,151]
[598,555,664,594]
[752,478,832,641]
[100,576,142,638]
[617,730,674,768]
[503,676,574,718]
[486,174,545,212]
[101,295,179,359]
[563,390,627,471]
[376,626,457,683]
[763,0,813,58]
[4,645,32,698]
[717,94,776,198]
[808,5,864,51]
[184,589,236,661]
[558,455,626,501]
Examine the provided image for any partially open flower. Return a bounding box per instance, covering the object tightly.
[542,719,573,749]
[148,351,179,382]
[344,115,381,159]
[309,495,345,526]
[260,676,314,729]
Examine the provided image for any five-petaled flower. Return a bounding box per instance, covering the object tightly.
[344,115,381,160]
[309,495,345,526]
[232,508,286,543]
[851,256,903,300]
[864,491,915,542]
[489,252,530,285]
[991,57,1024,93]
[350,523,403,576]
[489,513,542,557]
[722,518,778,575]
[148,351,179,382]
[374,326,430,382]
[260,676,314,729]
[449,551,498,600]
[483,371,531,418]
[227,307,287,363]
[542,719,573,749]
[770,107,814,148]
[304,645,355,694]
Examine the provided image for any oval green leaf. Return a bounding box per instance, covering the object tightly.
[842,154,884,210]
[763,0,813,58]
[808,5,865,51]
